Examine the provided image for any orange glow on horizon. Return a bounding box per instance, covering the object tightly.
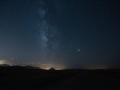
[37,64,66,70]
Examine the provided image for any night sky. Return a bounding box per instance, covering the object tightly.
[0,0,120,68]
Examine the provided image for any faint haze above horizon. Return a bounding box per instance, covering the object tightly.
[0,0,120,68]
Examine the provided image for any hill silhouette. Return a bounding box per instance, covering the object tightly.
[0,65,120,90]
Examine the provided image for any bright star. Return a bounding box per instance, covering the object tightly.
[77,49,80,52]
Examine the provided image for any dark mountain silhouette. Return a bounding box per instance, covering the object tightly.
[49,67,56,71]
[0,65,120,90]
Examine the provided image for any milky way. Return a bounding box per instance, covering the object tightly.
[37,0,61,64]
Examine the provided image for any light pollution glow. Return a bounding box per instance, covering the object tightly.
[0,59,12,65]
[0,59,109,70]
[37,64,66,70]
[0,59,66,70]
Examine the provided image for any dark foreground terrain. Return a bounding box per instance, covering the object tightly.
[0,66,120,90]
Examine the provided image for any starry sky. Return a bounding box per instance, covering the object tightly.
[0,0,120,68]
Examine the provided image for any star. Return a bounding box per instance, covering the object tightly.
[77,49,80,52]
